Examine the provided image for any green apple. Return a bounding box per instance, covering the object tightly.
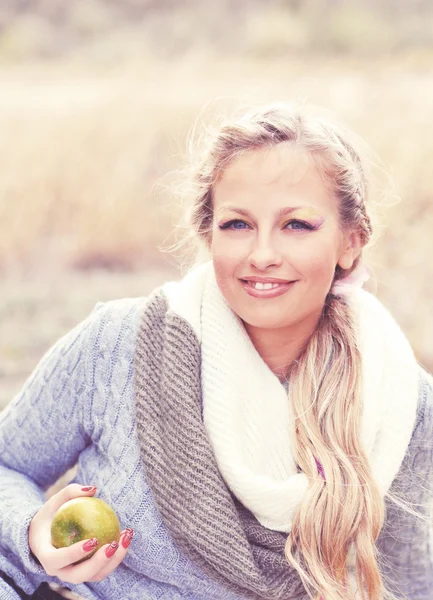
[51,497,121,563]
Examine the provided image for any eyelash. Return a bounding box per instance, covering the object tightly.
[218,219,316,232]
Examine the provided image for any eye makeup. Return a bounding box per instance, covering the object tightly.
[217,206,326,231]
[289,207,326,229]
[219,219,317,232]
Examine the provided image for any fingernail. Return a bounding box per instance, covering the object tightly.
[82,538,98,552]
[105,541,118,558]
[121,528,134,549]
[81,486,97,492]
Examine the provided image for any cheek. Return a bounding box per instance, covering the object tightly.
[294,240,339,286]
[211,235,247,301]
[211,230,243,269]
[211,240,234,286]
[212,260,239,304]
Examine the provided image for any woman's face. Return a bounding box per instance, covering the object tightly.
[211,144,360,334]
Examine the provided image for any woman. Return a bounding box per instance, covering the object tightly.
[0,102,432,600]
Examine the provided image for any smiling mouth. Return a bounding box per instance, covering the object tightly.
[239,281,297,301]
[241,279,295,289]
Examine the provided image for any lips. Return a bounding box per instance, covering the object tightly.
[240,279,296,299]
[242,280,290,288]
[240,278,294,284]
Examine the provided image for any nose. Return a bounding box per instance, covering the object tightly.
[248,234,283,270]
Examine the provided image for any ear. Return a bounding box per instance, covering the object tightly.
[337,231,362,270]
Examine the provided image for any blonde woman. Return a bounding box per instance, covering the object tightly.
[0,102,432,600]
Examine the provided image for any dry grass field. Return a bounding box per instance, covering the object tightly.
[1,53,433,413]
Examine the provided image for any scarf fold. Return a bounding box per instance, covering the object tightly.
[133,260,419,600]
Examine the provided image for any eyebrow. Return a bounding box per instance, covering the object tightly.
[217,206,316,218]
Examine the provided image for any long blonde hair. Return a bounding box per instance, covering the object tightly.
[166,102,422,600]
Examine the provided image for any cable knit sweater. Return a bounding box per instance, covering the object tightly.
[0,296,433,600]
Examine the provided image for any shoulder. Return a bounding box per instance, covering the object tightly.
[22,297,150,395]
[78,298,150,420]
[83,296,150,361]
[88,296,149,332]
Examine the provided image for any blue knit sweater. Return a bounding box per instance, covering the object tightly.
[0,297,432,600]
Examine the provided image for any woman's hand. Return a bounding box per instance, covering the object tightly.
[28,484,133,584]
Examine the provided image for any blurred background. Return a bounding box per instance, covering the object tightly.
[1,0,433,410]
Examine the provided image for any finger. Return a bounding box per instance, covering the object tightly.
[87,529,134,582]
[56,541,120,585]
[41,484,98,520]
[42,538,100,574]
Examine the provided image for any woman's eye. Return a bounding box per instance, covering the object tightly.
[218,219,314,231]
[219,220,250,230]
[285,220,314,231]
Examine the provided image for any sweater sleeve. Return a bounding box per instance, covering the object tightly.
[0,302,107,594]
[376,365,433,600]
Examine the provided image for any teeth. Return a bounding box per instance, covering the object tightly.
[249,281,281,290]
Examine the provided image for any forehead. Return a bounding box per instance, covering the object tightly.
[213,144,337,216]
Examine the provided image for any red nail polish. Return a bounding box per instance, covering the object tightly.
[81,486,97,492]
[82,538,98,552]
[121,528,134,549]
[105,541,118,558]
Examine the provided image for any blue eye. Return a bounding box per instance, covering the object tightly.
[285,220,314,231]
[218,220,250,230]
[218,219,314,231]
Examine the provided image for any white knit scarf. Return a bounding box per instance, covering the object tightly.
[163,259,419,535]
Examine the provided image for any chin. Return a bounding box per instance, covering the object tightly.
[239,311,290,331]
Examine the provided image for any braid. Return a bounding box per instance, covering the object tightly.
[355,202,373,244]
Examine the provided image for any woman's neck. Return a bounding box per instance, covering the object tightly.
[242,311,322,381]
